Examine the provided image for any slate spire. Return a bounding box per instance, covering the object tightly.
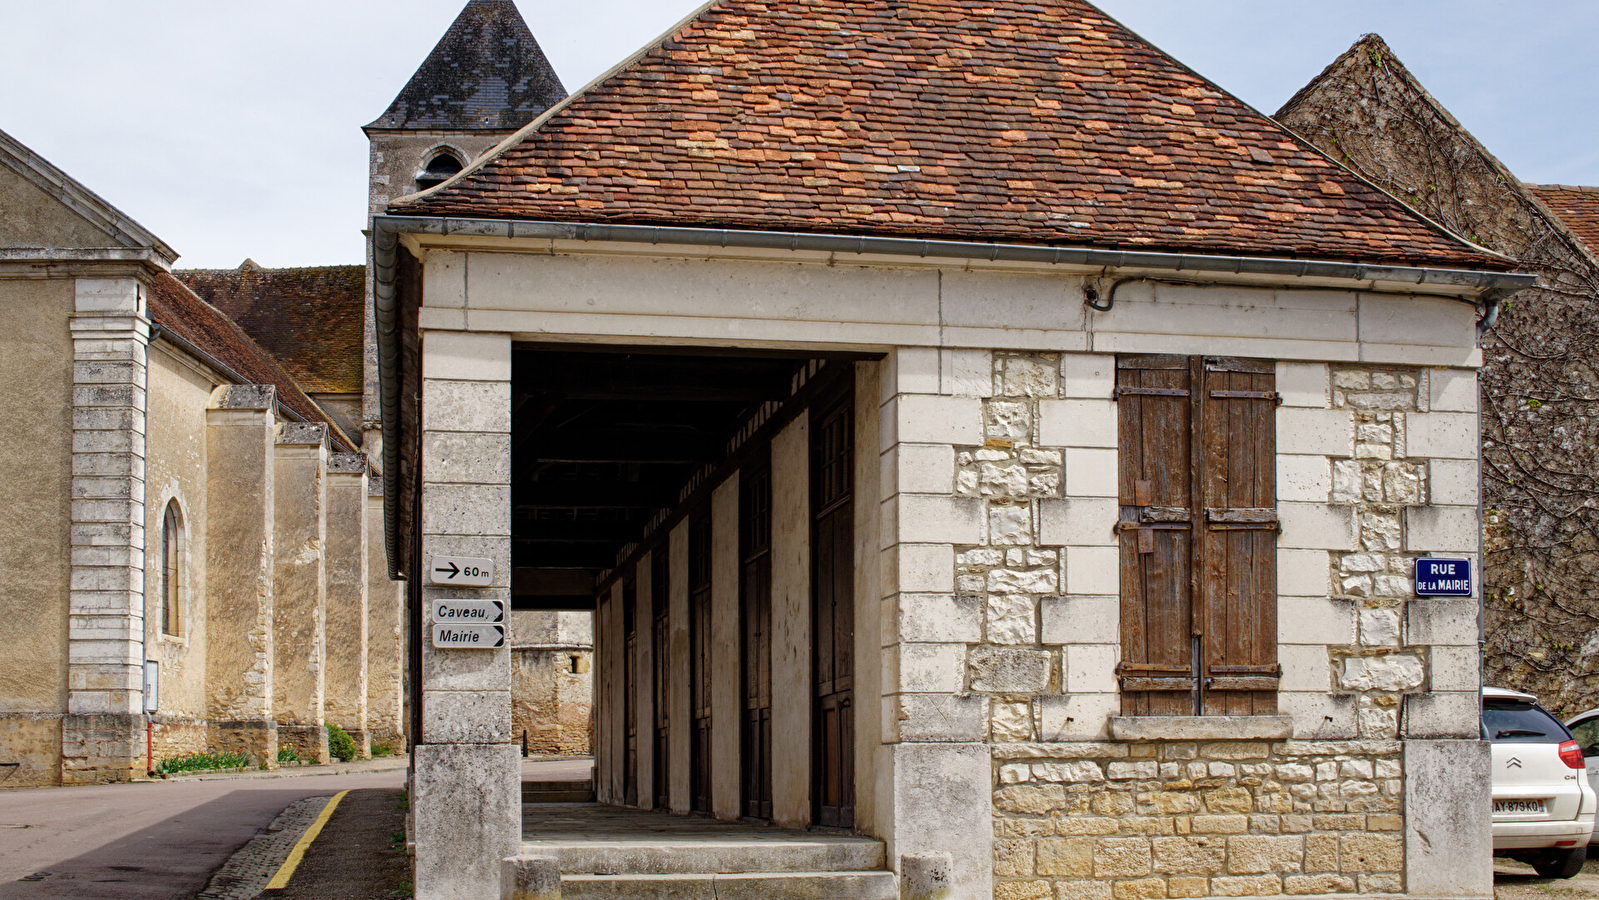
[368,0,566,132]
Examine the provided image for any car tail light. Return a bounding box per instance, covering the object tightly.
[1559,740,1586,770]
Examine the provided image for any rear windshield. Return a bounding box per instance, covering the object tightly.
[1483,698,1571,743]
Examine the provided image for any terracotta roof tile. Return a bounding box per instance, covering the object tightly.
[177,263,364,395]
[1529,185,1599,257]
[148,274,357,452]
[395,0,1508,271]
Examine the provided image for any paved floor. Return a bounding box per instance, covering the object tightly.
[522,756,594,782]
[0,765,404,899]
[521,801,877,844]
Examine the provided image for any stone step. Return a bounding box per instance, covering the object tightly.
[523,790,598,803]
[560,871,899,900]
[535,838,885,875]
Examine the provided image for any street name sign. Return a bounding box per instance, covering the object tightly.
[429,556,493,587]
[1415,557,1473,597]
[432,599,506,624]
[431,623,506,649]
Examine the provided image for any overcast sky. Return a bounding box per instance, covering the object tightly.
[2,0,1592,268]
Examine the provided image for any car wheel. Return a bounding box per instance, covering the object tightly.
[1532,847,1587,879]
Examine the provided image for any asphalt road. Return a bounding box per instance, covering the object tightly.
[0,767,404,899]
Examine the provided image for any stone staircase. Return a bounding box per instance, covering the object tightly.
[518,805,897,899]
[522,778,598,804]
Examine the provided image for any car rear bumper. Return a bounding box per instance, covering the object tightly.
[1494,816,1595,850]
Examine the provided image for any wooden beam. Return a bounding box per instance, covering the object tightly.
[514,521,642,543]
[516,482,678,509]
[521,430,720,464]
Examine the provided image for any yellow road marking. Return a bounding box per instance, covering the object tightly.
[264,790,349,891]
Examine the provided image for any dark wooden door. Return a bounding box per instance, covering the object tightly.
[1115,354,1280,716]
[623,575,638,807]
[651,549,671,809]
[689,510,713,814]
[811,386,855,829]
[740,451,774,820]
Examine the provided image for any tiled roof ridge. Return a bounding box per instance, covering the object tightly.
[149,274,358,452]
[1529,184,1599,193]
[1280,33,1599,274]
[176,263,364,275]
[395,0,1515,270]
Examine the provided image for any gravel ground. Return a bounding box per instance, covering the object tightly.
[1498,853,1599,900]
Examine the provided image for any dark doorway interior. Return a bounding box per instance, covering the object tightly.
[811,381,855,829]
[740,449,774,820]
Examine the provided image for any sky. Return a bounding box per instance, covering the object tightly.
[1,0,1593,269]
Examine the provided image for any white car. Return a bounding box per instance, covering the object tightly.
[1563,706,1599,844]
[1486,686,1595,878]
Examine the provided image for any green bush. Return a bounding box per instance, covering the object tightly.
[370,742,393,758]
[277,746,302,765]
[327,722,358,762]
[157,751,251,774]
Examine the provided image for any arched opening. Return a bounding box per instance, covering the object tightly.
[161,500,183,636]
[415,150,465,192]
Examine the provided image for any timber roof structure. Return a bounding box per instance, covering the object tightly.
[178,262,365,395]
[368,0,567,131]
[149,274,357,452]
[393,0,1510,270]
[1529,186,1599,256]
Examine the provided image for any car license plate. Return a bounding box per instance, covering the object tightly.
[1494,799,1547,815]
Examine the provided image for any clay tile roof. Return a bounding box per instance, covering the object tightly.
[394,0,1509,271]
[176,263,365,395]
[368,0,567,131]
[1528,185,1599,256]
[148,274,357,452]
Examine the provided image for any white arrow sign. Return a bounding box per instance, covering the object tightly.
[429,556,494,587]
[432,599,506,624]
[431,623,506,649]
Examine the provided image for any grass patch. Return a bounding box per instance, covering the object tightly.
[277,746,302,765]
[156,751,251,774]
[370,742,394,758]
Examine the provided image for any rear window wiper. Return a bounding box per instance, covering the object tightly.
[1496,729,1549,738]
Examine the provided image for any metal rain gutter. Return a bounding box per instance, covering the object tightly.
[369,214,1537,579]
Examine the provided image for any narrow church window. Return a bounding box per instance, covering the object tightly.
[415,150,464,192]
[161,501,182,636]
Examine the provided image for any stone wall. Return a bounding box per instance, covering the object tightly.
[511,648,593,755]
[151,715,211,766]
[993,740,1404,900]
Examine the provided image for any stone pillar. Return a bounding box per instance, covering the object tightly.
[769,416,811,829]
[852,362,883,834]
[878,348,993,900]
[413,331,517,900]
[204,385,279,765]
[710,474,741,820]
[63,276,150,784]
[273,422,329,763]
[667,520,691,813]
[366,474,407,752]
[325,453,370,757]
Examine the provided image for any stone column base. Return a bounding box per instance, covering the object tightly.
[61,713,142,785]
[277,724,330,765]
[210,720,278,769]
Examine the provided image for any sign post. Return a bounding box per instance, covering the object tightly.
[1414,557,1473,597]
[428,556,494,587]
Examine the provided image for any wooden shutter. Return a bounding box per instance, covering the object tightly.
[1198,357,1281,714]
[1115,355,1198,715]
[1116,354,1280,715]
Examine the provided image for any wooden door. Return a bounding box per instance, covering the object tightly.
[689,510,713,814]
[651,550,671,809]
[811,386,855,829]
[740,451,774,820]
[1115,354,1280,716]
[623,575,638,806]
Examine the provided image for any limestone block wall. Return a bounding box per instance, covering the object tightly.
[511,610,594,756]
[325,454,370,755]
[272,423,330,764]
[366,480,407,751]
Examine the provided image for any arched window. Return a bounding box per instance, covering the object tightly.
[415,150,464,192]
[161,501,182,636]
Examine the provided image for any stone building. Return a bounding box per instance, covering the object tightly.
[0,127,403,783]
[371,2,1531,898]
[1276,36,1599,715]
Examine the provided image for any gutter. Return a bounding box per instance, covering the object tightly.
[370,215,1537,578]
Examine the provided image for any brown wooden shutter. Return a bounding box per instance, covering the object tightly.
[1115,354,1198,715]
[1198,357,1281,715]
[1115,354,1280,716]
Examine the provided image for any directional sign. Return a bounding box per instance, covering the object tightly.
[432,599,506,625]
[429,556,494,587]
[1415,557,1473,597]
[431,623,506,649]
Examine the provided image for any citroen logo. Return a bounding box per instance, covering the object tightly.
[1507,757,1523,768]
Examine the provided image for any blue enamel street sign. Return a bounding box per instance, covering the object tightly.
[1415,557,1473,597]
